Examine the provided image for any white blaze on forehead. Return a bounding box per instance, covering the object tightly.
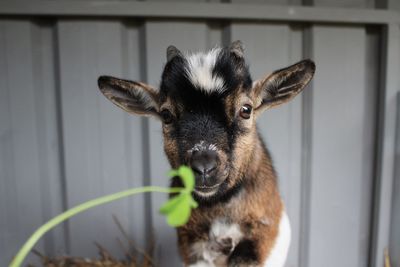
[185,48,226,93]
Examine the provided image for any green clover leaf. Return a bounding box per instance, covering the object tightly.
[168,165,195,192]
[160,193,191,226]
[159,192,186,215]
[161,166,198,227]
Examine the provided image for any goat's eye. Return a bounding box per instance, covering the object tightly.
[160,110,173,124]
[239,104,252,119]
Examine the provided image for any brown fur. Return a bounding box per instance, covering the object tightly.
[177,138,283,266]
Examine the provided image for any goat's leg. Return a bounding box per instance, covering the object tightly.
[227,238,261,267]
[229,211,291,267]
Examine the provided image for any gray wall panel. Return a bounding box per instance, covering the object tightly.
[30,20,67,257]
[389,0,400,11]
[0,20,19,266]
[207,21,225,48]
[57,20,147,258]
[0,20,61,266]
[309,25,373,267]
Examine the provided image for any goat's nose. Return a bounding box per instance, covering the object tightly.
[190,150,218,177]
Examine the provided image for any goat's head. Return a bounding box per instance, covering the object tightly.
[98,41,315,202]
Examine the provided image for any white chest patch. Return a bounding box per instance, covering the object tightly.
[209,219,243,245]
[185,48,226,93]
[189,219,243,267]
[187,211,291,267]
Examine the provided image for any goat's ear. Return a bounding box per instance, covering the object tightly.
[98,76,160,118]
[166,45,183,62]
[253,59,315,111]
[229,40,245,58]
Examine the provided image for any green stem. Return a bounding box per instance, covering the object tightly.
[9,186,183,267]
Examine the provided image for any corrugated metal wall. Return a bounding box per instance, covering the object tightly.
[0,0,399,266]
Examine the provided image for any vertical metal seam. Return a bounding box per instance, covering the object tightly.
[389,92,400,266]
[52,19,71,253]
[120,18,136,247]
[138,21,153,248]
[299,23,313,267]
[369,24,388,267]
[30,19,56,256]
[366,24,386,267]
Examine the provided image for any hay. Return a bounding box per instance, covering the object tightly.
[31,244,153,267]
[385,248,391,267]
[29,216,155,267]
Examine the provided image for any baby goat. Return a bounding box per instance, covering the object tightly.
[98,41,315,267]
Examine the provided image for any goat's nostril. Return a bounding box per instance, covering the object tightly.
[191,159,217,175]
[190,150,218,176]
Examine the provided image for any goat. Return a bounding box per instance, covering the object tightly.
[97,41,315,267]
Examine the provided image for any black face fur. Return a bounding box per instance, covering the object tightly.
[159,46,255,202]
[97,41,315,205]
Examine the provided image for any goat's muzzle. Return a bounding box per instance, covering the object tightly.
[189,150,219,191]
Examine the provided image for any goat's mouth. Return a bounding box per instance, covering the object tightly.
[195,183,220,192]
[193,168,230,194]
[194,183,220,196]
